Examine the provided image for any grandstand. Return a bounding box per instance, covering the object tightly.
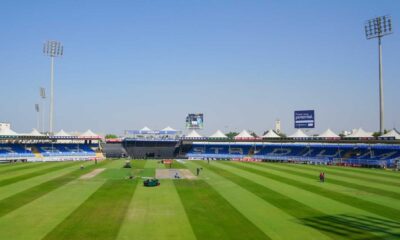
[0,127,104,162]
[123,139,180,159]
[118,127,182,159]
[183,142,400,168]
[103,139,127,158]
[3,123,398,168]
[99,126,400,168]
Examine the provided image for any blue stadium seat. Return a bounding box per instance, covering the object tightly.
[186,143,400,167]
[35,144,96,157]
[0,144,34,158]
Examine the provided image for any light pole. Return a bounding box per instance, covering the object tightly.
[35,104,40,130]
[40,87,46,133]
[43,41,63,135]
[364,15,393,134]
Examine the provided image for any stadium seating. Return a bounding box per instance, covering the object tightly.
[35,144,95,157]
[0,143,96,162]
[185,142,400,167]
[0,144,34,159]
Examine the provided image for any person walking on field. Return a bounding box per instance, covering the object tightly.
[319,172,323,182]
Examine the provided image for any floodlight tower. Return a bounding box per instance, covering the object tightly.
[40,87,46,133]
[43,41,63,135]
[364,15,393,134]
[35,104,40,130]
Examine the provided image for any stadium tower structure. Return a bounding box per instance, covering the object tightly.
[43,41,63,135]
[364,15,393,134]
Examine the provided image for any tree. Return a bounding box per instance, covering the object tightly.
[105,134,118,139]
[372,132,381,137]
[262,130,268,136]
[278,132,287,138]
[250,131,258,138]
[226,132,239,139]
[372,129,388,138]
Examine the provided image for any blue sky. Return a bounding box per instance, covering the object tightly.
[0,0,399,135]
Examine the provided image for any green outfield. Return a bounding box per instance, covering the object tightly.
[0,159,399,240]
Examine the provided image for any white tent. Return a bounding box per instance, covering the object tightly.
[162,126,176,131]
[28,129,44,136]
[318,129,340,139]
[141,126,151,131]
[288,129,309,138]
[0,128,18,136]
[379,129,400,140]
[345,128,373,138]
[70,131,83,137]
[80,129,100,138]
[262,130,280,138]
[54,129,71,137]
[186,130,203,138]
[209,130,227,138]
[234,130,254,139]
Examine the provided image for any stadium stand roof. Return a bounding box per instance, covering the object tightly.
[27,129,44,136]
[235,130,254,139]
[186,130,203,138]
[345,128,373,138]
[0,127,18,136]
[80,129,101,139]
[288,129,309,138]
[380,129,400,140]
[262,130,281,138]
[318,128,340,139]
[54,129,71,137]
[141,126,151,131]
[209,130,227,138]
[162,126,176,131]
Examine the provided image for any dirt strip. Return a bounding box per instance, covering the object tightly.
[79,168,105,179]
[156,169,197,179]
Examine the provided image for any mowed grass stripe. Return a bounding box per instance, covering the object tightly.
[117,160,195,240]
[0,162,92,201]
[118,179,196,240]
[197,162,375,239]
[0,161,79,187]
[0,161,68,180]
[43,179,138,240]
[0,161,108,217]
[168,160,187,169]
[268,163,400,192]
[227,162,400,222]
[248,163,400,211]
[0,162,49,174]
[290,164,400,187]
[175,179,270,240]
[318,165,400,180]
[140,160,157,177]
[186,161,332,240]
[253,163,400,200]
[211,161,399,239]
[0,179,106,240]
[131,159,147,169]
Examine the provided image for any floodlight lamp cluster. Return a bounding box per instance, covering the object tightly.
[43,41,63,57]
[365,15,393,39]
[40,87,46,99]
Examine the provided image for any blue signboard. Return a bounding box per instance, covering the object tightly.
[294,110,315,128]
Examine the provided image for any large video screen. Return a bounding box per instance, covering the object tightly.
[294,110,315,128]
[186,113,204,129]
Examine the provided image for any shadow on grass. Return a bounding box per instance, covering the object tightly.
[300,214,400,240]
